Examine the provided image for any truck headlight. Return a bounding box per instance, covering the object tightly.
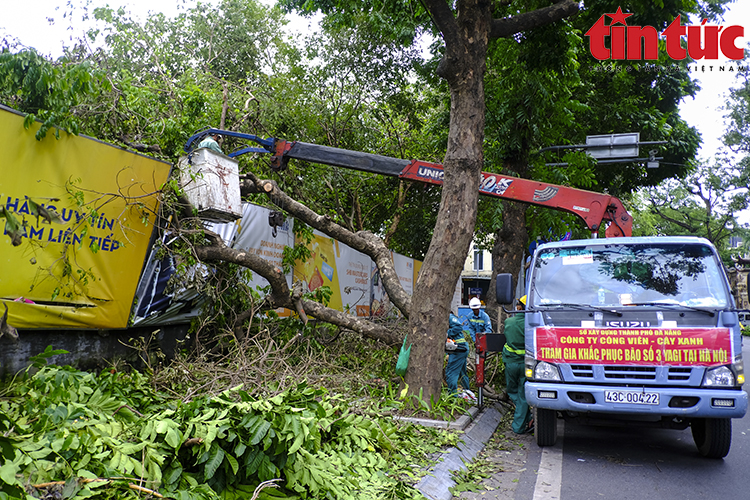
[703,366,735,387]
[534,361,562,381]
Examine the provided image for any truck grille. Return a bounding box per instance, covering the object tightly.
[570,365,594,378]
[604,366,656,380]
[667,367,692,381]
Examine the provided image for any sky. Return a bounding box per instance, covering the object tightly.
[678,0,749,161]
[1,0,748,162]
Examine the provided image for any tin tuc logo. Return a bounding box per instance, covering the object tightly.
[585,7,745,61]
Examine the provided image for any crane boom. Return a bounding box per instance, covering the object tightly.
[185,131,633,237]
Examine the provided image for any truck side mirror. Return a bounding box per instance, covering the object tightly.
[496,273,513,304]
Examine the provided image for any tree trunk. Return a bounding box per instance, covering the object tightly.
[404,0,491,403]
[490,199,529,330]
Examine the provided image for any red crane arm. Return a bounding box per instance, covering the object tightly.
[271,140,632,238]
[182,132,632,238]
[400,160,632,237]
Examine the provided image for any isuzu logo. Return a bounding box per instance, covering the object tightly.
[607,320,651,328]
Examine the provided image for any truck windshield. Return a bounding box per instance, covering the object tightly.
[531,243,728,308]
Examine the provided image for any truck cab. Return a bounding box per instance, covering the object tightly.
[497,236,747,458]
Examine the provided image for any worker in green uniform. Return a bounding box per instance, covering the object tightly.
[503,295,533,434]
[445,312,471,394]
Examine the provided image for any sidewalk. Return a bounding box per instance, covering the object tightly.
[414,401,533,500]
[456,427,534,499]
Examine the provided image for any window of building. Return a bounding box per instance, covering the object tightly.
[473,246,483,271]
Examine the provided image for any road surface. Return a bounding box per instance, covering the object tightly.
[461,338,750,500]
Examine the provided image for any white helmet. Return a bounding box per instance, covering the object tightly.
[469,297,482,309]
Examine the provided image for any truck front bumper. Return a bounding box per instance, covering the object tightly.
[526,382,748,419]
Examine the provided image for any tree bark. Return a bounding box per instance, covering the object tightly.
[406,0,492,401]
[491,199,529,331]
[490,0,579,39]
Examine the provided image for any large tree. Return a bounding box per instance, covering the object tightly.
[723,57,750,168]
[277,0,580,400]
[633,160,750,263]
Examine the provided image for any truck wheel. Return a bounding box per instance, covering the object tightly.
[691,418,732,458]
[535,407,557,447]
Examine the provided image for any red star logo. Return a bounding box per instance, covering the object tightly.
[608,6,633,26]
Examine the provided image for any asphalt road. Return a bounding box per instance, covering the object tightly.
[506,339,750,500]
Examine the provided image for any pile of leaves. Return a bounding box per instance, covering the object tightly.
[0,349,462,500]
[139,312,488,423]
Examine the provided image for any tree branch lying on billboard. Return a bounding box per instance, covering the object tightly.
[585,6,745,61]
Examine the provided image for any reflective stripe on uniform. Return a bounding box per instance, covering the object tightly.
[504,344,525,355]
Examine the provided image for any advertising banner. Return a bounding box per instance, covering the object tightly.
[232,203,295,317]
[334,242,370,316]
[297,232,341,310]
[534,327,733,367]
[0,107,170,329]
[393,252,414,296]
[233,203,295,288]
[413,259,423,291]
[296,231,371,316]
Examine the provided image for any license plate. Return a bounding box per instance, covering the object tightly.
[604,390,659,405]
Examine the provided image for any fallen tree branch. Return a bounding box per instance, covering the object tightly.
[181,437,204,448]
[240,173,412,317]
[129,483,164,497]
[194,239,402,346]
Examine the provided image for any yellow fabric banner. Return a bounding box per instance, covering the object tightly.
[0,108,171,329]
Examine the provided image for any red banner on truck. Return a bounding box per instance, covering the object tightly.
[534,327,732,367]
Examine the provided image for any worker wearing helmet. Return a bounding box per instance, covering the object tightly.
[467,297,492,342]
[445,312,471,394]
[503,295,533,434]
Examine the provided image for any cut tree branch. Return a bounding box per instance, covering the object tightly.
[194,230,401,346]
[241,173,413,316]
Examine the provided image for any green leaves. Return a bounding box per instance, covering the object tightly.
[3,363,454,499]
[0,197,64,247]
[0,206,22,246]
[204,442,225,479]
[0,49,106,139]
[25,196,63,225]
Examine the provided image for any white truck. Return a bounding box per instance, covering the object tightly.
[496,236,747,458]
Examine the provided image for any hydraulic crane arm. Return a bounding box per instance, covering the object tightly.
[185,130,632,237]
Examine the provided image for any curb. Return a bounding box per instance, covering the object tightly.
[394,405,481,430]
[415,404,505,500]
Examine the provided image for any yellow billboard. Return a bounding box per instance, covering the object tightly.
[0,107,171,329]
[297,233,343,311]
